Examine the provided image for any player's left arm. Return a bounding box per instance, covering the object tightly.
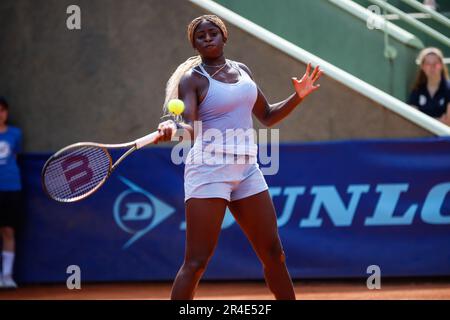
[238,62,323,127]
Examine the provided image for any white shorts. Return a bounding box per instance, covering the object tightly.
[184,159,269,202]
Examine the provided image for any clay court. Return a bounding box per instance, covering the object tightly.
[1,279,450,300]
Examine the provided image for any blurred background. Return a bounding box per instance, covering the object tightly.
[0,0,449,298]
[3,0,450,151]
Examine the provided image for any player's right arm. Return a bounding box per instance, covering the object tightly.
[156,71,199,143]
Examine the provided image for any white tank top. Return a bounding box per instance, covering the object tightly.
[187,59,258,164]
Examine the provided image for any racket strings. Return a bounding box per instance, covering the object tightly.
[43,146,111,201]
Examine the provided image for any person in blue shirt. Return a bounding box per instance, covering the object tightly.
[0,97,22,289]
[409,47,450,126]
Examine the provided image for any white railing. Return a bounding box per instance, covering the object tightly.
[328,0,423,48]
[368,0,450,47]
[400,0,450,28]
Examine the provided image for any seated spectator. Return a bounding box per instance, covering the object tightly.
[409,47,450,126]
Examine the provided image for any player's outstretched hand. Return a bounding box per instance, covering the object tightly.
[291,63,323,99]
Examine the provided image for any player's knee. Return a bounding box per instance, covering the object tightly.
[183,257,209,275]
[261,242,286,267]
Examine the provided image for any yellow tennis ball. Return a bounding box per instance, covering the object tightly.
[167,99,185,115]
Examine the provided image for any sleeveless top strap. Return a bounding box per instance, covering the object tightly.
[197,64,213,79]
[192,66,208,78]
[229,60,246,77]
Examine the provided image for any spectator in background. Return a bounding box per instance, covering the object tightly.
[409,47,450,126]
[0,97,22,289]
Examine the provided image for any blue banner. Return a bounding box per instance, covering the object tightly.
[14,137,450,283]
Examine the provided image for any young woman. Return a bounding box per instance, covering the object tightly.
[0,97,22,289]
[409,47,450,126]
[155,15,323,300]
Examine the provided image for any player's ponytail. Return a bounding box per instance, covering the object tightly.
[163,56,201,117]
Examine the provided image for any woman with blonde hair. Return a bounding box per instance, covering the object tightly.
[155,15,323,300]
[409,47,450,126]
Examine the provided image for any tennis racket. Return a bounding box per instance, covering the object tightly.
[42,130,165,203]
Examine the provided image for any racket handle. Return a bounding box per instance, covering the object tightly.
[135,122,181,149]
[135,131,160,149]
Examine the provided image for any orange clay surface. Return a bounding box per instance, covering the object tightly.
[1,279,450,300]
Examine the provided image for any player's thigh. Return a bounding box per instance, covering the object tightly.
[184,197,228,259]
[228,190,281,253]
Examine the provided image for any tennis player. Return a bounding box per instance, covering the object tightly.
[155,15,322,300]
